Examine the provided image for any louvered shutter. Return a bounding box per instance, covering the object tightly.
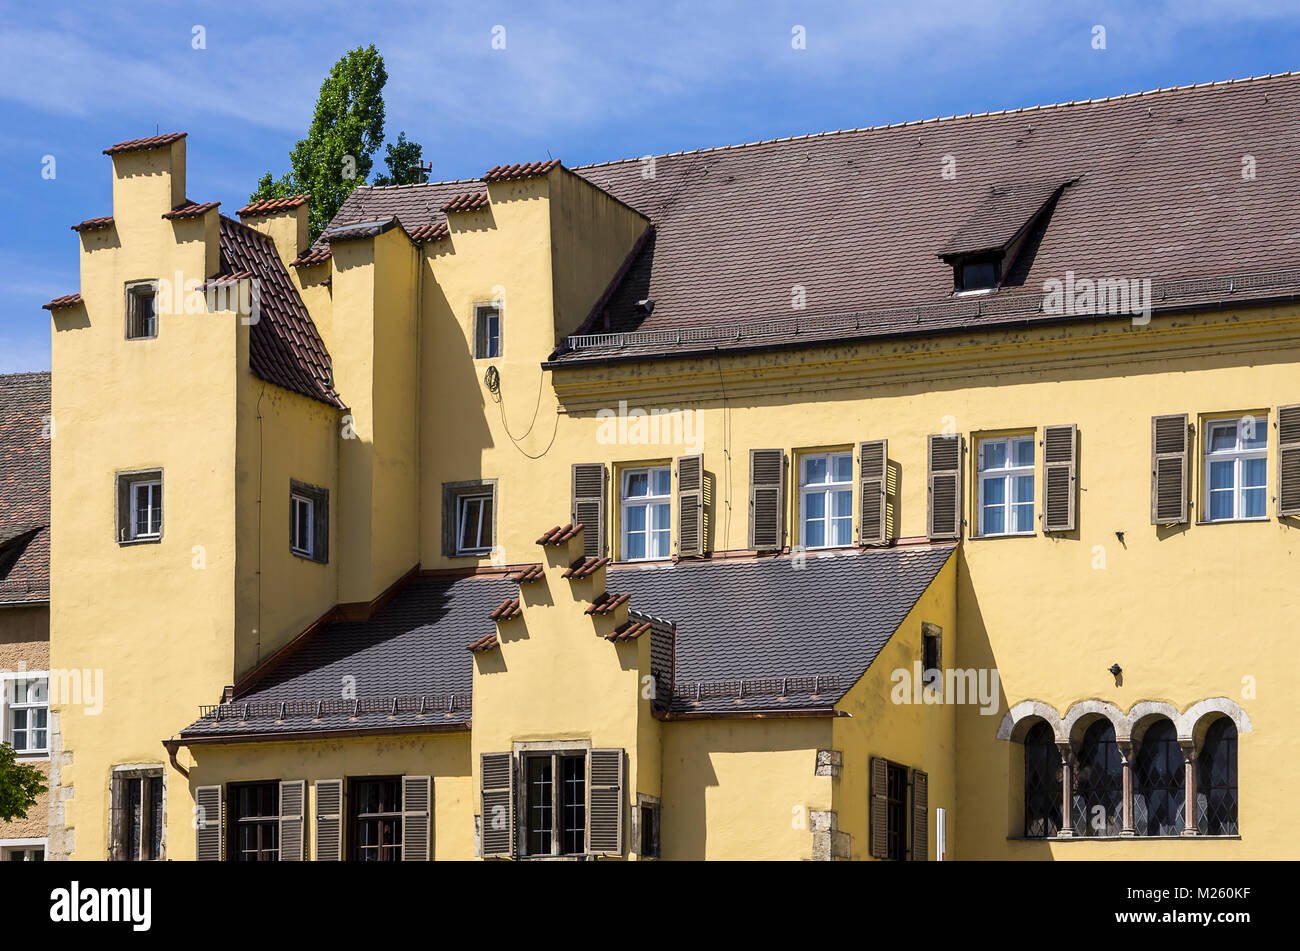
[859,440,888,546]
[869,757,888,860]
[677,454,704,556]
[195,785,223,861]
[910,770,929,861]
[927,435,963,539]
[1151,414,1190,524]
[279,780,305,861]
[402,775,432,861]
[314,779,344,861]
[1042,425,1078,532]
[1279,404,1300,517]
[588,748,624,856]
[571,463,606,559]
[749,449,785,550]
[480,753,515,859]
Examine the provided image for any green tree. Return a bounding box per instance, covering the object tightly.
[250,45,390,240]
[372,131,427,186]
[0,742,46,822]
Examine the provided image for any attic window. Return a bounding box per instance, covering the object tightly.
[957,258,999,292]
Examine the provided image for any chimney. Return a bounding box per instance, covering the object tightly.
[104,132,188,228]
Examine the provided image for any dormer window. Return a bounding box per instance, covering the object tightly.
[957,257,999,292]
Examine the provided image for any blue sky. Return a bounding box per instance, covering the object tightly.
[2,0,1299,372]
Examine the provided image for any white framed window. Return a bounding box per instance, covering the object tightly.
[621,466,670,561]
[1205,416,1268,521]
[132,481,162,539]
[456,493,494,555]
[474,303,502,359]
[2,674,49,754]
[290,493,314,556]
[0,839,47,861]
[978,436,1035,536]
[799,452,852,549]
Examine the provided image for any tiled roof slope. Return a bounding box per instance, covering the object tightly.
[180,543,953,737]
[301,178,483,262]
[0,373,50,603]
[218,216,342,408]
[316,74,1300,362]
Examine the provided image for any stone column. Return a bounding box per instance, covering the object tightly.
[1181,740,1199,836]
[1118,740,1135,836]
[1056,742,1074,836]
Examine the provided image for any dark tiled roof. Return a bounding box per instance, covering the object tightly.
[103,132,186,155]
[162,200,219,220]
[405,222,448,244]
[180,574,514,738]
[938,179,1071,259]
[323,217,406,242]
[43,294,82,311]
[0,373,50,603]
[71,215,113,232]
[218,216,342,408]
[441,191,489,213]
[179,543,954,737]
[237,195,310,217]
[483,160,561,182]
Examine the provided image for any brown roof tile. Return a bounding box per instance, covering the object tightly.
[237,195,310,218]
[536,523,583,546]
[103,132,186,155]
[466,632,499,653]
[489,597,522,621]
[585,592,630,616]
[162,200,220,220]
[563,556,609,580]
[0,373,50,602]
[507,563,545,583]
[71,215,113,232]
[483,160,561,182]
[43,293,82,310]
[406,222,448,244]
[939,179,1073,259]
[606,619,652,642]
[290,247,332,267]
[440,192,489,213]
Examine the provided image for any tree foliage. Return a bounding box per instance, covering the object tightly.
[0,742,46,823]
[372,131,427,186]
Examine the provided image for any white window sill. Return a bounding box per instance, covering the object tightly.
[118,536,162,547]
[972,532,1037,540]
[1197,517,1269,526]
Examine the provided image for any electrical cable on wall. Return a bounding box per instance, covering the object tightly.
[486,363,560,459]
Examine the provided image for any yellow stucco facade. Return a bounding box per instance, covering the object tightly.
[43,128,1289,861]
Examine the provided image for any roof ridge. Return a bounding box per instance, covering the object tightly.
[571,71,1300,170]
[356,176,484,192]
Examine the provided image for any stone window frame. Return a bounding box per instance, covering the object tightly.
[108,763,166,861]
[115,468,164,546]
[632,793,661,859]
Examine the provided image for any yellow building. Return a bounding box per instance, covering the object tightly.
[43,74,1298,860]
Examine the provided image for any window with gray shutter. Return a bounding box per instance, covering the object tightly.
[677,454,704,556]
[927,435,963,539]
[859,440,888,546]
[480,753,515,859]
[402,775,432,861]
[195,784,223,862]
[910,769,929,861]
[314,779,343,861]
[1042,425,1078,532]
[1279,404,1300,517]
[279,780,305,861]
[749,449,785,550]
[571,463,607,559]
[1151,414,1190,524]
[588,748,624,856]
[869,757,888,859]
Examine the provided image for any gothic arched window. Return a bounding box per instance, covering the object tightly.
[1197,718,1238,835]
[1135,719,1185,836]
[1023,721,1061,837]
[1072,720,1123,836]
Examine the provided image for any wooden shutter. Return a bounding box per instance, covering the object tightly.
[195,785,223,862]
[1151,414,1190,524]
[859,440,888,546]
[314,779,344,861]
[910,769,929,861]
[1042,425,1078,532]
[588,748,624,856]
[677,454,704,556]
[1279,404,1300,517]
[927,435,963,539]
[749,449,785,550]
[279,780,306,861]
[402,775,432,861]
[869,757,888,860]
[571,463,606,559]
[480,752,515,859]
[115,476,131,543]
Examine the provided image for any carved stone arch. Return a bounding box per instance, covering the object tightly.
[1122,700,1181,747]
[1062,699,1126,747]
[996,700,1065,743]
[1179,697,1252,745]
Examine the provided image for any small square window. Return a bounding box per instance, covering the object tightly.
[289,481,329,562]
[116,470,163,544]
[126,282,158,339]
[474,303,501,359]
[955,258,999,293]
[443,481,497,557]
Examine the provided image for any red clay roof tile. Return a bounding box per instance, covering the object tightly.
[537,523,583,546]
[405,222,448,244]
[483,160,561,182]
[290,247,332,267]
[563,556,609,580]
[440,191,489,213]
[489,597,522,621]
[606,619,652,642]
[466,632,499,653]
[103,132,186,155]
[42,294,82,310]
[237,195,310,218]
[162,200,220,220]
[71,215,113,232]
[585,592,630,616]
[508,563,545,583]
